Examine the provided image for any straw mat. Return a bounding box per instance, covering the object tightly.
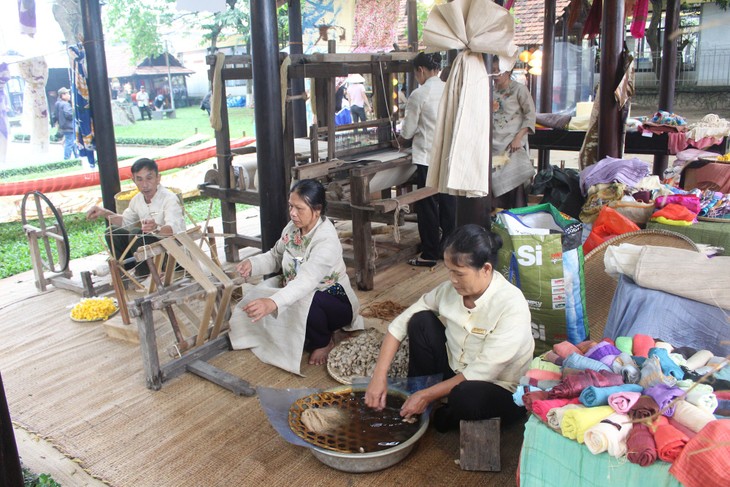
[583,229,698,340]
[0,262,524,486]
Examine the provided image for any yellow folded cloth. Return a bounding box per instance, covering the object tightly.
[530,357,562,374]
[561,406,614,444]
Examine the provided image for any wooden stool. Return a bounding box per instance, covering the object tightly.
[459,418,500,472]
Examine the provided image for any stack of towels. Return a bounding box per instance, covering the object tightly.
[513,334,729,467]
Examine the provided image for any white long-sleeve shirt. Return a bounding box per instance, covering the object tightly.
[400,76,445,166]
[388,271,534,392]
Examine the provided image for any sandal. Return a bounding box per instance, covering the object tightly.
[408,257,437,268]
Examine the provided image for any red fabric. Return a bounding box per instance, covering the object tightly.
[667,132,688,154]
[670,420,730,487]
[522,391,550,413]
[627,423,658,466]
[655,194,702,214]
[583,207,640,254]
[651,204,697,223]
[582,0,602,39]
[531,398,581,422]
[715,391,730,400]
[632,334,655,358]
[652,416,689,463]
[668,417,697,440]
[549,370,625,399]
[525,369,562,382]
[628,395,660,421]
[630,0,649,39]
[553,341,581,359]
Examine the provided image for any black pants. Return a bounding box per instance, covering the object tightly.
[407,310,525,431]
[106,226,160,277]
[305,290,353,349]
[139,105,152,120]
[414,165,456,261]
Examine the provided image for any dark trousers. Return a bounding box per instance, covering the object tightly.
[414,165,456,261]
[106,226,159,277]
[139,105,152,120]
[305,290,353,349]
[407,310,525,431]
[350,105,367,132]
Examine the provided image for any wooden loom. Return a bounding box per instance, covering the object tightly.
[125,228,254,395]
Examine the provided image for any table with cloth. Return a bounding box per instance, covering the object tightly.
[646,220,730,256]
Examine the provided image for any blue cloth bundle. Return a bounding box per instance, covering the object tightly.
[563,352,612,373]
[579,384,644,407]
[648,347,685,380]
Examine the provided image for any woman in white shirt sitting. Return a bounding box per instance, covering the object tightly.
[365,224,534,431]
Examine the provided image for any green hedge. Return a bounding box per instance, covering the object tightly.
[13,134,190,147]
[0,159,82,179]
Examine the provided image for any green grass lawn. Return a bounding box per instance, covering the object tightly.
[0,196,225,279]
[114,106,255,140]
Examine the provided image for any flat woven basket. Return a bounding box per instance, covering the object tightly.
[327,328,408,385]
[289,388,359,453]
[583,229,698,340]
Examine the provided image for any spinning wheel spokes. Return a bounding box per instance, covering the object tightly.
[21,191,70,274]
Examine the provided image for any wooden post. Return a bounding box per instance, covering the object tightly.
[406,0,418,95]
[251,0,289,252]
[79,0,121,212]
[0,372,23,487]
[597,0,625,160]
[460,418,501,471]
[537,0,556,172]
[288,0,307,138]
[653,0,680,176]
[327,40,337,161]
[136,297,163,390]
[350,172,375,290]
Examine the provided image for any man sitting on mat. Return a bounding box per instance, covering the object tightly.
[86,158,185,278]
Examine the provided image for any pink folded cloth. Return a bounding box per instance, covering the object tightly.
[633,334,655,358]
[608,391,642,414]
[525,369,562,382]
[531,398,582,422]
[554,341,581,359]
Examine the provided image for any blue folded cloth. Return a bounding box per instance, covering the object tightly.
[564,352,612,373]
[579,384,644,407]
[649,347,685,380]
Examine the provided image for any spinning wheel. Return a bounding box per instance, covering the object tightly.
[21,191,71,290]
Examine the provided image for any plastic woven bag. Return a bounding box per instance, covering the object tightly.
[493,203,588,354]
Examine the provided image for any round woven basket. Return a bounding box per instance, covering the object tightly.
[583,229,698,340]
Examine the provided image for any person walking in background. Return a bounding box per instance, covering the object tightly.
[397,52,455,268]
[53,87,77,160]
[200,91,212,116]
[347,74,371,130]
[136,86,151,120]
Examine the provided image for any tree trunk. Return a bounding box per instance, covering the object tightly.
[646,0,663,79]
[52,0,83,46]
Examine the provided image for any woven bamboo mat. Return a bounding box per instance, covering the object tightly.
[0,261,524,486]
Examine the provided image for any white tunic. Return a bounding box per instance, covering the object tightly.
[121,185,185,234]
[228,218,364,375]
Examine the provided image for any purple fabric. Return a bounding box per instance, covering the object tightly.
[18,0,36,36]
[586,341,622,362]
[580,155,651,195]
[600,354,618,367]
[644,384,685,417]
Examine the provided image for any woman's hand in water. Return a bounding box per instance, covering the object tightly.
[365,373,388,410]
[400,389,431,419]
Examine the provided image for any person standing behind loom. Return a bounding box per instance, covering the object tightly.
[491,56,536,209]
[86,158,185,278]
[228,179,364,372]
[398,52,456,267]
[365,224,534,431]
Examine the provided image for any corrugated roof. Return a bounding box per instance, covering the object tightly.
[105,45,194,78]
[513,0,572,46]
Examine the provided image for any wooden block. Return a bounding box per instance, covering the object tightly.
[459,418,501,472]
[104,315,139,344]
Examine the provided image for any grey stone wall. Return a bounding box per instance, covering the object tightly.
[634,88,730,112]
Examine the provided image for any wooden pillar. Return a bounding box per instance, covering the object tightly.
[597,0,625,160]
[406,0,418,95]
[80,0,120,211]
[288,0,307,138]
[537,0,556,172]
[653,0,680,176]
[251,0,289,251]
[0,373,23,487]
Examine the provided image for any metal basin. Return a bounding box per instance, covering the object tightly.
[301,385,429,473]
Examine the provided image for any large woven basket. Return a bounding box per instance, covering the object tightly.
[583,229,698,340]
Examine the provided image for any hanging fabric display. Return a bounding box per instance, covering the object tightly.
[630,0,650,39]
[422,0,519,197]
[69,44,96,168]
[0,63,10,164]
[18,0,37,37]
[17,56,49,154]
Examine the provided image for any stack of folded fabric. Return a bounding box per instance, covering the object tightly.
[513,334,729,468]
